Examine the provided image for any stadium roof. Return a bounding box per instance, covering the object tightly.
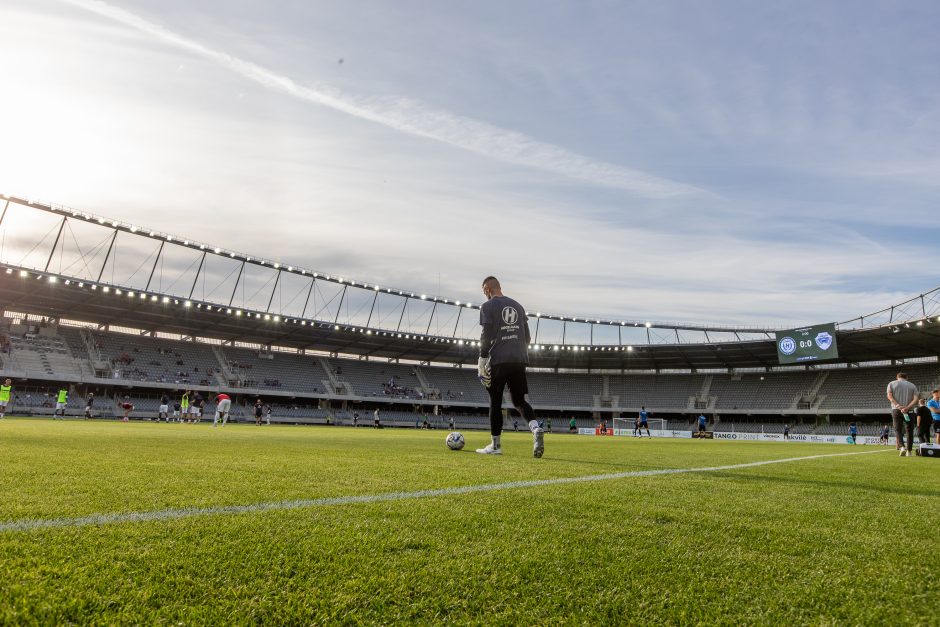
[3,265,940,371]
[2,194,940,370]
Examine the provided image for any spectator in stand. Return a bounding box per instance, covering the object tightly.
[887,372,919,457]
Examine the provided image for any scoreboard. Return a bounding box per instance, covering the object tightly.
[775,323,839,365]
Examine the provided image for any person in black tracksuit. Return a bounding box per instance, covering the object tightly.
[476,276,544,458]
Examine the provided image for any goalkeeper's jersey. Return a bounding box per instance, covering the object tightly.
[479,296,530,366]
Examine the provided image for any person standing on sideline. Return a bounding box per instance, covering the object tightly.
[0,378,12,419]
[887,372,919,457]
[54,387,69,419]
[84,392,95,419]
[159,393,170,422]
[254,399,264,426]
[569,416,577,433]
[373,408,381,428]
[927,390,940,445]
[476,276,544,457]
[915,399,933,445]
[213,392,232,427]
[783,424,790,441]
[698,413,707,433]
[849,422,858,444]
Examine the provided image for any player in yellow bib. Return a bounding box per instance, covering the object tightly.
[0,378,12,419]
[55,388,68,419]
[180,392,190,423]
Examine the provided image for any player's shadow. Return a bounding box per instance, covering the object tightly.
[713,471,940,499]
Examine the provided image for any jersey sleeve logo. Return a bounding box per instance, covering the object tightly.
[501,307,518,325]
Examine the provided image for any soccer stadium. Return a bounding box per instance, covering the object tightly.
[3,2,940,624]
[2,194,939,623]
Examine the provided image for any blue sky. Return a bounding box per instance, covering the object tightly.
[1,0,938,327]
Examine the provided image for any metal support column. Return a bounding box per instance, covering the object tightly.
[43,217,67,272]
[300,277,315,318]
[144,240,165,292]
[188,251,207,299]
[96,230,118,282]
[266,269,282,312]
[228,261,245,307]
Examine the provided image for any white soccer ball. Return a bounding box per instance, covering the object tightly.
[446,431,465,450]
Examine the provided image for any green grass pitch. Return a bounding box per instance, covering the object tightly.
[0,418,937,624]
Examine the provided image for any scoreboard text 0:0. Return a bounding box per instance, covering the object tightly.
[774,323,839,365]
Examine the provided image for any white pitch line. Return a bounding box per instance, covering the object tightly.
[0,449,888,533]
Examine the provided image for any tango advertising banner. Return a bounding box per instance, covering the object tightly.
[607,429,897,445]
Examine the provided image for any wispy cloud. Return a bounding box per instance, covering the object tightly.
[59,0,703,199]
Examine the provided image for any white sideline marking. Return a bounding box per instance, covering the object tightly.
[0,449,888,533]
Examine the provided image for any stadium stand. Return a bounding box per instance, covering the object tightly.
[4,321,940,434]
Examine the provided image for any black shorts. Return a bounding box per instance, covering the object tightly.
[489,363,529,406]
[640,421,648,427]
[698,424,706,432]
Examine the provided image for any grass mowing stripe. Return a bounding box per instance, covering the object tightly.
[0,448,888,533]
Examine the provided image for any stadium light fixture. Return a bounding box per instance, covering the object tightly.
[184,301,191,308]
[102,286,110,293]
[19,270,27,277]
[48,276,57,283]
[151,295,157,301]
[645,322,652,328]
[274,316,280,322]
[91,285,98,290]
[127,291,134,298]
[627,346,634,351]
[199,245,205,250]
[130,227,138,233]
[334,324,340,330]
[421,294,427,300]
[78,282,84,288]
[162,296,169,303]
[216,248,222,254]
[236,310,242,316]
[274,263,280,269]
[4,268,11,274]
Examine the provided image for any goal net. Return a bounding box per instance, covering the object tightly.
[613,417,666,435]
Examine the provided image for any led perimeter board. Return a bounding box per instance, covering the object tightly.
[775,323,839,364]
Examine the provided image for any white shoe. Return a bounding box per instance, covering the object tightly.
[533,428,544,458]
[899,448,906,457]
[475,444,502,455]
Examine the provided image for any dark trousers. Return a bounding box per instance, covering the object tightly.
[917,423,932,444]
[892,409,915,451]
[487,363,535,436]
